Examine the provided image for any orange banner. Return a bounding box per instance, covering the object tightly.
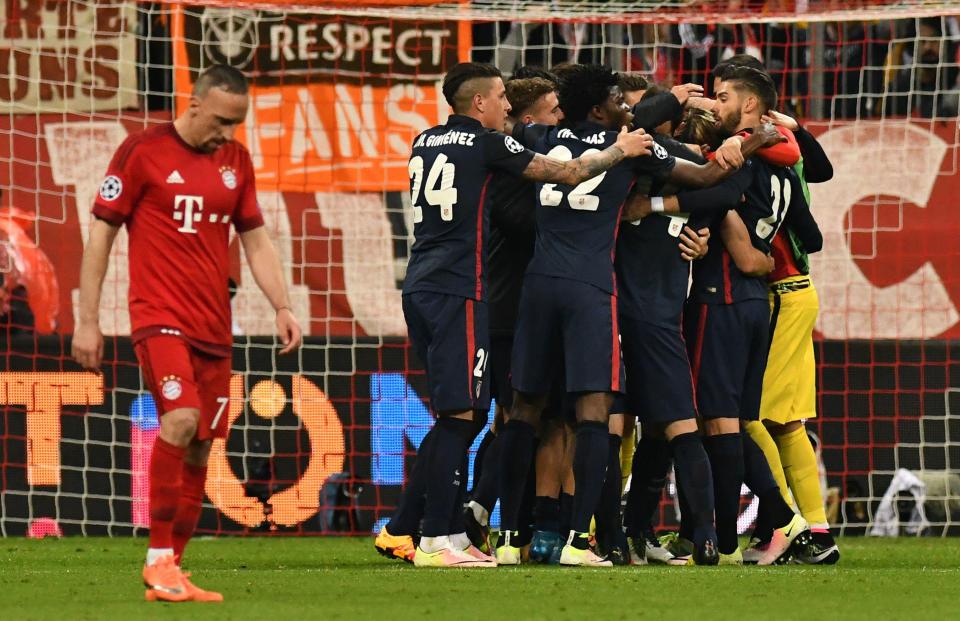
[172,5,469,192]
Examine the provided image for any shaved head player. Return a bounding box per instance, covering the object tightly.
[73,65,302,602]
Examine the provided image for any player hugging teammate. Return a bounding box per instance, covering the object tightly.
[377,55,840,569]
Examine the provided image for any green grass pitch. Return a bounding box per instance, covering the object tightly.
[2,537,957,620]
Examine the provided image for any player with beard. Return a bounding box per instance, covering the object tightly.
[497,64,783,566]
[632,65,814,565]
[709,56,840,564]
[714,58,840,565]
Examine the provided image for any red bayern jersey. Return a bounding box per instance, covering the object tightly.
[92,123,264,355]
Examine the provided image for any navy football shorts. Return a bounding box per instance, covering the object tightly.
[511,274,625,396]
[403,292,490,413]
[682,299,769,421]
[620,315,697,424]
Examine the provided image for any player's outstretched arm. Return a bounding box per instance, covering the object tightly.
[72,218,120,370]
[521,126,653,186]
[763,111,834,182]
[720,211,774,277]
[622,167,749,220]
[239,226,303,355]
[667,122,785,188]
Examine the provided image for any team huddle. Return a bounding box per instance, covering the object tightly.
[376,57,840,568]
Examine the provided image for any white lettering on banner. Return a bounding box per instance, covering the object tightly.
[334,84,378,158]
[173,195,204,234]
[45,121,132,335]
[267,23,451,68]
[291,88,332,161]
[299,23,319,61]
[270,24,294,61]
[810,122,958,339]
[245,83,440,173]
[313,193,407,336]
[0,3,137,113]
[244,91,284,170]
[386,84,431,156]
[321,23,343,61]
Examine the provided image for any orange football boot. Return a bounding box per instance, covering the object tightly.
[142,555,189,602]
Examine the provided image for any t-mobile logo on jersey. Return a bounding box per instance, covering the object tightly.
[173,194,204,234]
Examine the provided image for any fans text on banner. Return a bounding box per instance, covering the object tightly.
[172,7,470,192]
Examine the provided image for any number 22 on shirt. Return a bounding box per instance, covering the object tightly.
[539,145,607,211]
[409,153,458,223]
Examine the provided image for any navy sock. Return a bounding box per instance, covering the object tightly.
[742,430,794,530]
[386,425,437,536]
[595,433,623,547]
[677,476,695,542]
[421,417,474,537]
[517,452,537,546]
[625,435,671,537]
[471,431,502,513]
[470,429,496,494]
[571,421,609,534]
[671,432,716,547]
[703,432,744,555]
[497,419,537,533]
[448,450,471,536]
[559,492,574,539]
[534,496,560,532]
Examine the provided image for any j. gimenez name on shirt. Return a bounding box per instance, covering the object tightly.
[413,130,477,148]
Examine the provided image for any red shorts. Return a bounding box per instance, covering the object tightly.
[134,334,232,440]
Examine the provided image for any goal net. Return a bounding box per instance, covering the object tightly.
[1,0,959,538]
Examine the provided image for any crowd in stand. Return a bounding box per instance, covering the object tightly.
[474,16,960,119]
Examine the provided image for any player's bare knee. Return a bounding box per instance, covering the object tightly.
[574,392,610,424]
[439,409,474,421]
[608,413,624,436]
[766,419,802,436]
[664,418,698,441]
[159,408,200,447]
[704,417,739,436]
[511,391,544,425]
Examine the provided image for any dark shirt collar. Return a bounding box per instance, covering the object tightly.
[446,114,484,128]
[568,119,609,135]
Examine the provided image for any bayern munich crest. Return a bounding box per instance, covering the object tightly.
[161,376,183,401]
[221,167,238,190]
[98,175,122,201]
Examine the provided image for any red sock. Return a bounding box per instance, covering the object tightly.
[148,437,185,550]
[172,462,207,566]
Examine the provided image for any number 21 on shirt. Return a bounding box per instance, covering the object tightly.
[409,154,458,223]
[756,174,792,241]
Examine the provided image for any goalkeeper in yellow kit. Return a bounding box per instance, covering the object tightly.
[743,110,839,565]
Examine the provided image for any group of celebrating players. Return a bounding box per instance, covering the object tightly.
[375,55,842,568]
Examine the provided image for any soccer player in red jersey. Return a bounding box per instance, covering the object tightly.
[72,65,302,602]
